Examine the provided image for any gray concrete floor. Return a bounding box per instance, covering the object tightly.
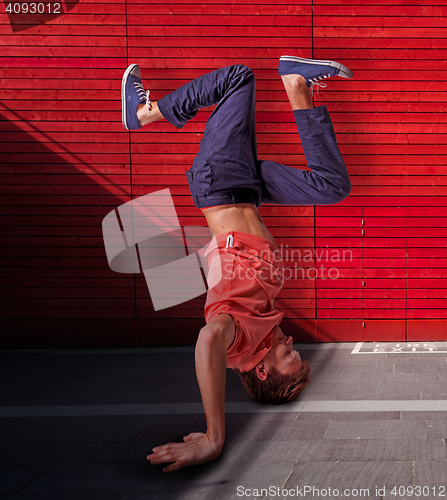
[1,342,447,500]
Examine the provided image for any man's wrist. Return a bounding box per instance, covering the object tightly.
[206,430,225,449]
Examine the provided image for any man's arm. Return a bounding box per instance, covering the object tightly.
[195,313,235,446]
[147,313,235,473]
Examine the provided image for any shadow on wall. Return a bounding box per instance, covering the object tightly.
[0,108,209,348]
[0,110,140,347]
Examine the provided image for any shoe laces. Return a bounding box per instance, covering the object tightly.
[309,74,330,97]
[145,90,152,112]
[133,78,152,111]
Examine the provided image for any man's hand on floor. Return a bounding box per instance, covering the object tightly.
[147,432,222,473]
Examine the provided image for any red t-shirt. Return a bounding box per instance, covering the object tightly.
[203,231,284,372]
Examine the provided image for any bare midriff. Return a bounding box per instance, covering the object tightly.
[201,203,278,249]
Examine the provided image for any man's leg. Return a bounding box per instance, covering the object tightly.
[259,59,352,206]
[122,64,261,208]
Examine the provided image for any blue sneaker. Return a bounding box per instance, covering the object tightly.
[121,64,150,130]
[278,55,353,87]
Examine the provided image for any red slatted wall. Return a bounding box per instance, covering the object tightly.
[1,0,446,347]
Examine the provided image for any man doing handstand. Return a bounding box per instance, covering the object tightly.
[121,55,352,472]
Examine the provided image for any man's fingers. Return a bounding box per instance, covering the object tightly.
[147,447,177,465]
[153,442,175,451]
[148,442,176,458]
[147,435,212,472]
[148,455,169,465]
[149,450,187,472]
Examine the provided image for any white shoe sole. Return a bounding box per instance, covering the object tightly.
[121,63,140,130]
[279,55,353,79]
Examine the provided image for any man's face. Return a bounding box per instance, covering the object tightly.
[261,326,303,377]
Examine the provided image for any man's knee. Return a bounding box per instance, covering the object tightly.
[231,64,254,80]
[326,176,351,204]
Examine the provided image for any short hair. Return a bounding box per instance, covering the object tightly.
[233,360,311,405]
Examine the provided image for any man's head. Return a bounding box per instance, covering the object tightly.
[233,326,311,405]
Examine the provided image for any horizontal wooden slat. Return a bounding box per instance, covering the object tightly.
[314,16,447,27]
[314,5,447,16]
[129,4,311,15]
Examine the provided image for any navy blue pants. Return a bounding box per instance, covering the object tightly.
[157,65,351,209]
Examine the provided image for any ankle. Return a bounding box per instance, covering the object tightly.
[137,101,161,126]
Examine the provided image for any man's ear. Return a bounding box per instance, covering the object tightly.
[255,362,268,381]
